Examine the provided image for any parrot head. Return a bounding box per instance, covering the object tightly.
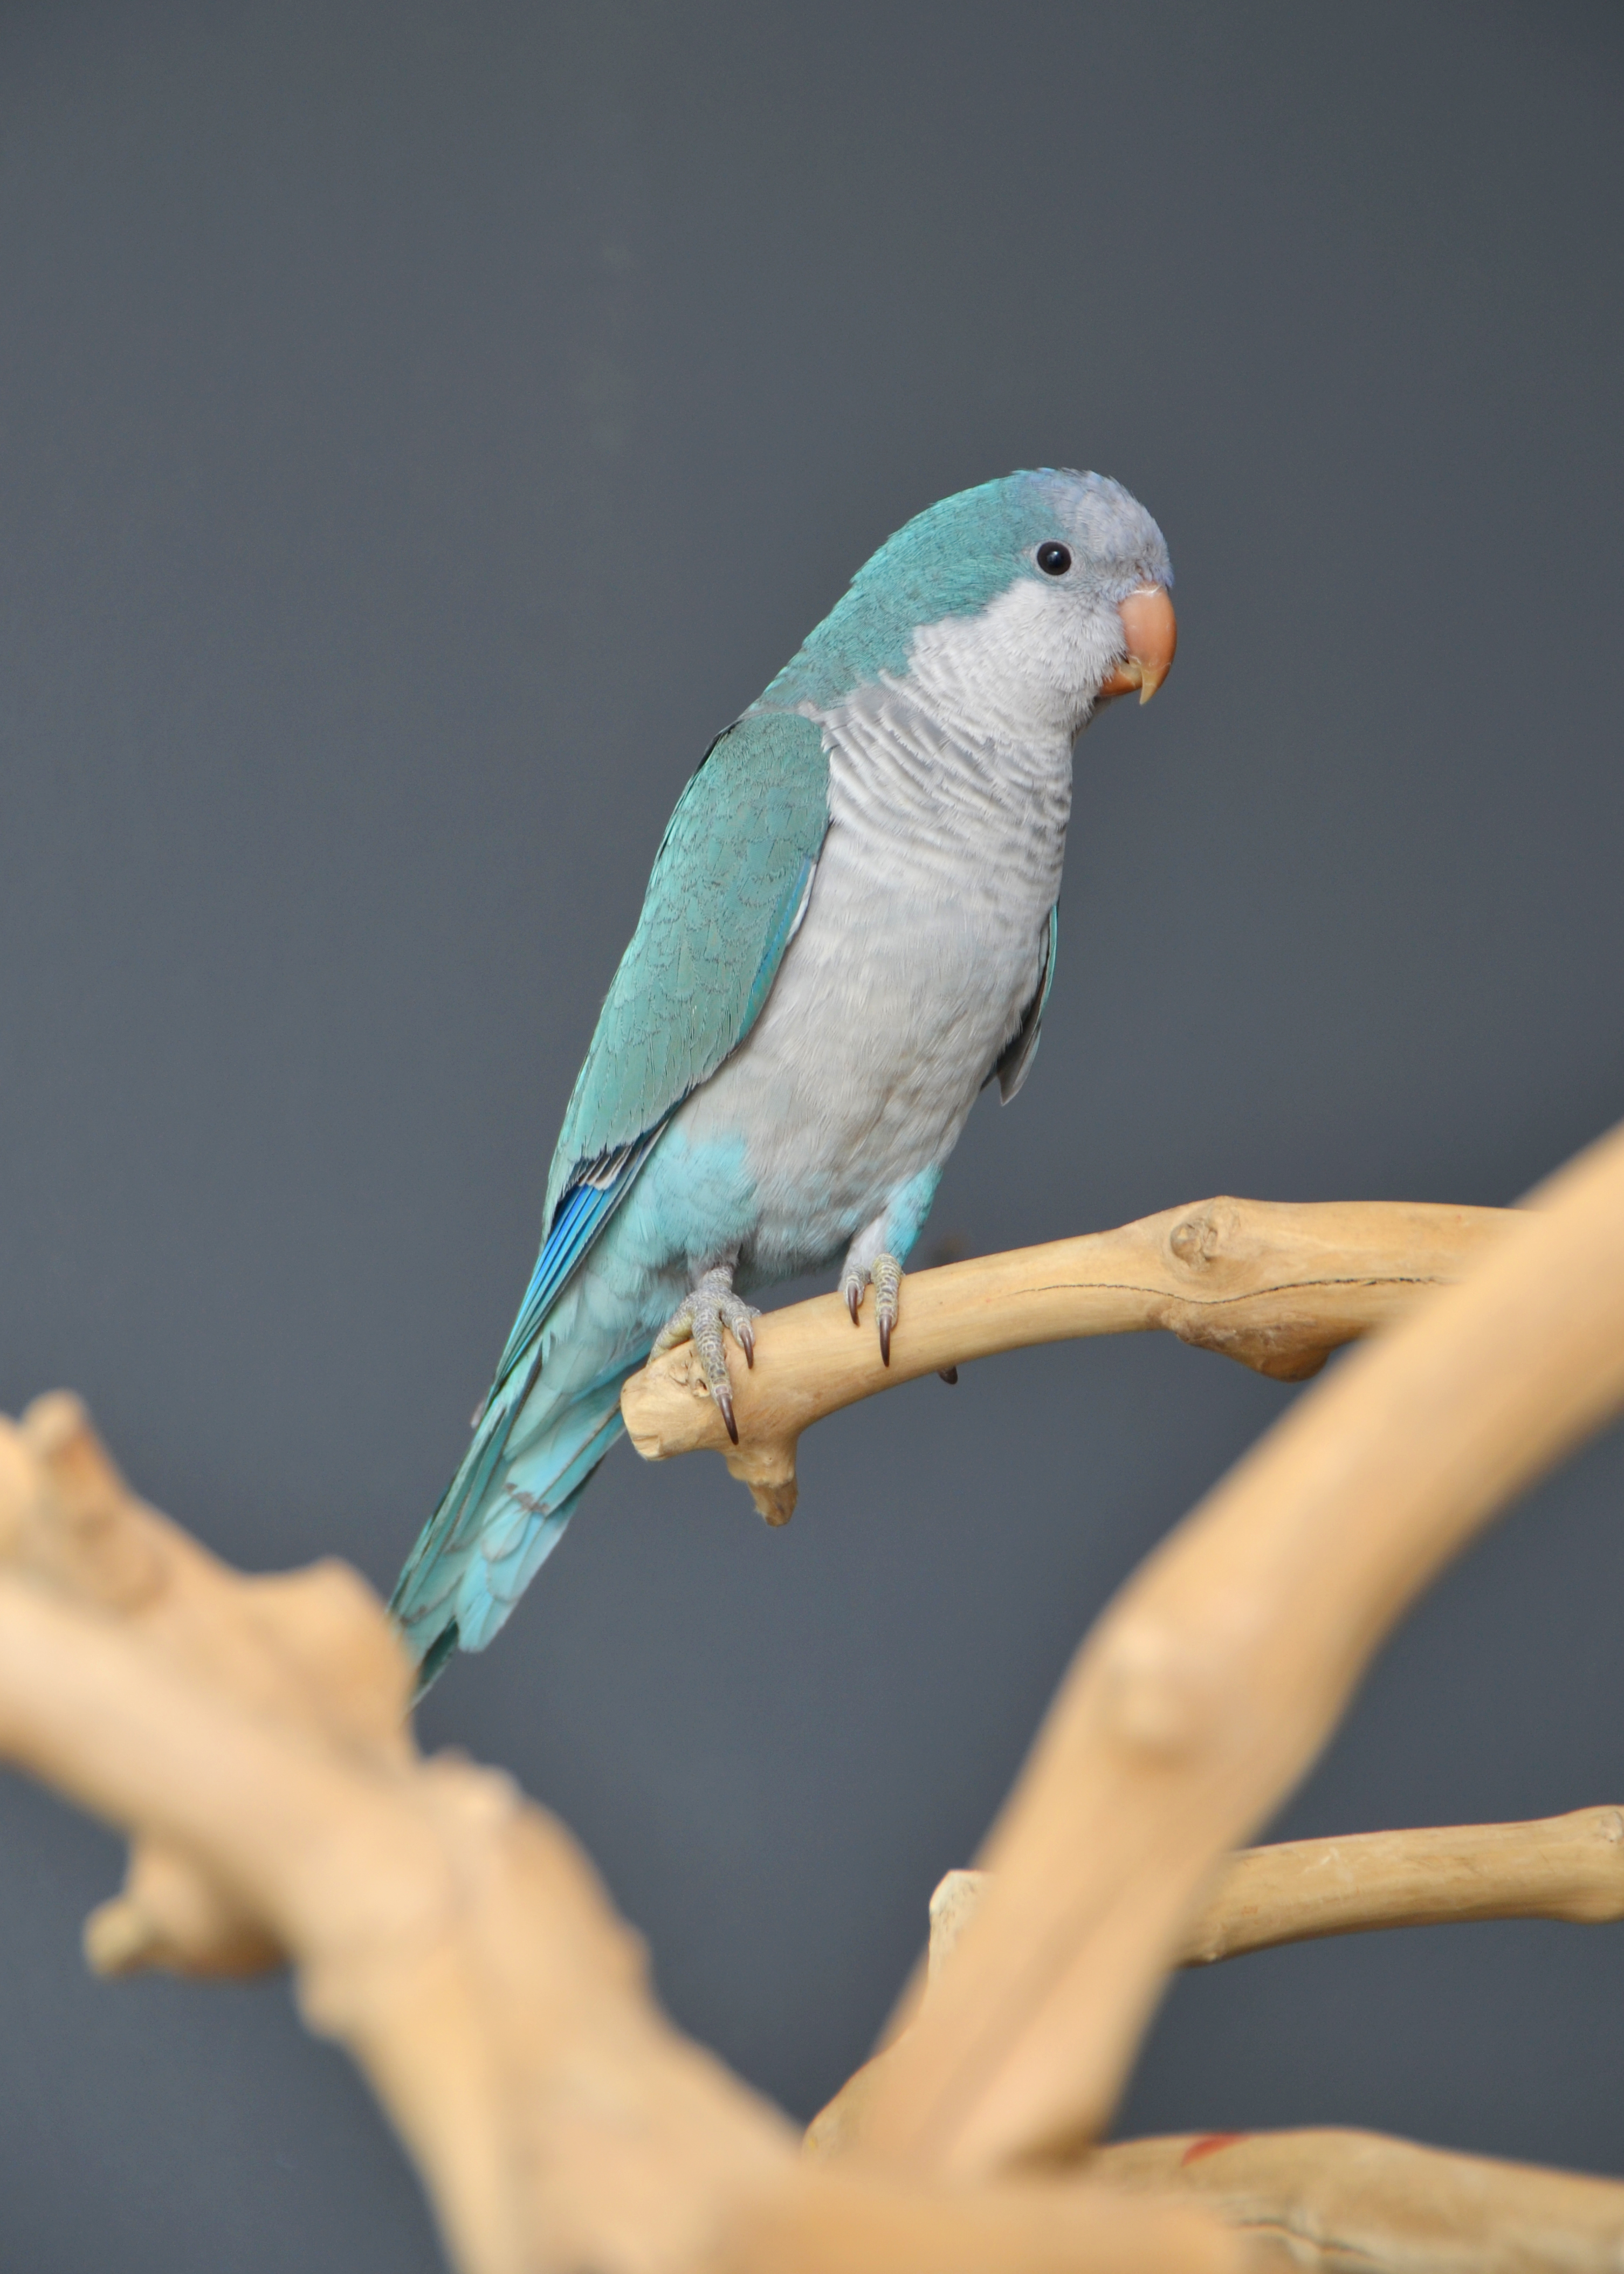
[762,468,1175,736]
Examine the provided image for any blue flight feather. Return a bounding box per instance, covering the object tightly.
[491,1131,665,1391]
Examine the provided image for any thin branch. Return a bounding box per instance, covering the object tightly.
[943,1803,1624,1972]
[1182,1805,1624,1960]
[621,1197,1510,1522]
[829,1125,1624,2176]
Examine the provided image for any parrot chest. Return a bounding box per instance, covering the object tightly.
[677,684,1072,1276]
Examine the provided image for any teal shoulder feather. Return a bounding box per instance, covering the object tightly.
[542,706,831,1224]
[484,709,829,1393]
[476,709,827,1397]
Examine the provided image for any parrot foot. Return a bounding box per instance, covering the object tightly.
[651,1267,760,1446]
[842,1251,904,1366]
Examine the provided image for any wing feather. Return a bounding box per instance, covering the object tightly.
[486,706,829,1397]
[542,707,831,1225]
[994,902,1059,1104]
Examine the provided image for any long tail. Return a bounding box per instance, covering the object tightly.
[390,1352,642,1690]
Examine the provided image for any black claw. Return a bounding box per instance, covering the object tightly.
[846,1283,862,1325]
[939,1365,958,1385]
[715,1382,739,1445]
[738,1317,756,1369]
[878,1315,891,1368]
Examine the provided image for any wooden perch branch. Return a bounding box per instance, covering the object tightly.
[827,1125,1624,2177]
[0,1393,1234,2274]
[621,1197,1509,1522]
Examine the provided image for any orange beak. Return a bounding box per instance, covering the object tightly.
[1096,583,1177,705]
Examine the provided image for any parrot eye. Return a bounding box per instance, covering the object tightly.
[1035,542,1072,576]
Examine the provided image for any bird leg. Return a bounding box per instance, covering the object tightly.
[841,1249,904,1368]
[650,1262,760,1446]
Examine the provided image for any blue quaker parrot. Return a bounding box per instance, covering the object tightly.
[391,469,1175,1685]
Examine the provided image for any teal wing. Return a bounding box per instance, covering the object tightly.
[496,704,831,1388]
[545,710,830,1205]
[391,706,830,1681]
[994,902,1058,1104]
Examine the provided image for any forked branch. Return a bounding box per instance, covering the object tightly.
[0,1394,1231,2274]
[809,1809,1624,2155]
[830,1126,1624,2175]
[4,1143,1624,2272]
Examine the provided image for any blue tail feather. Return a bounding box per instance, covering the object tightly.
[390,1346,648,1684]
[392,1131,668,1687]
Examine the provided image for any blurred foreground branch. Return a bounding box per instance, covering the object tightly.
[1093,2131,1624,2271]
[622,1196,1510,1522]
[0,1394,1230,2274]
[7,1138,1624,2270]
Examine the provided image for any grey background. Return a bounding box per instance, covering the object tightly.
[1,2,1621,2264]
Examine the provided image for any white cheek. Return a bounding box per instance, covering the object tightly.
[902,579,1118,740]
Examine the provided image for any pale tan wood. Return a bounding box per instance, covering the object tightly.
[836,1124,1624,2177]
[5,1156,1623,2270]
[807,1809,1624,2158]
[1092,2129,1624,2271]
[621,1197,1509,1522]
[715,2167,1236,2274]
[0,1393,1233,2274]
[1184,1805,1624,1960]
[938,1804,1624,1971]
